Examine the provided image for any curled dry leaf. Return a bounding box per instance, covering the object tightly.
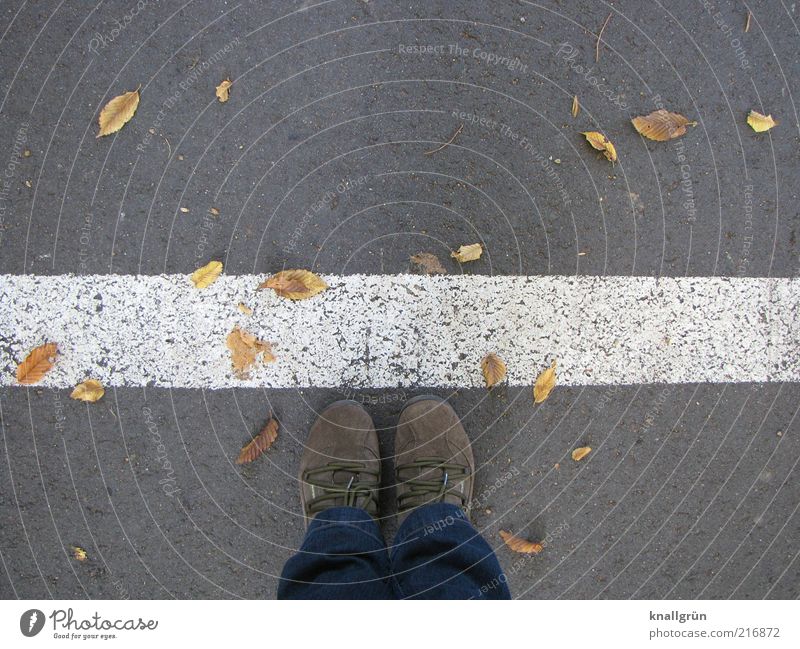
[533,359,557,404]
[481,353,507,388]
[190,260,223,288]
[572,446,592,461]
[499,530,543,555]
[259,269,328,300]
[451,243,483,263]
[747,110,777,132]
[70,546,88,562]
[226,326,275,378]
[571,95,579,118]
[237,415,279,464]
[70,379,105,403]
[631,109,696,141]
[410,252,446,275]
[581,131,616,162]
[96,88,140,138]
[16,343,58,385]
[237,302,253,316]
[216,78,233,102]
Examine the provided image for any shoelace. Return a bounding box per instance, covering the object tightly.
[395,457,470,513]
[303,462,380,515]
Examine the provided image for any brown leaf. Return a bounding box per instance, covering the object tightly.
[96,88,140,138]
[190,260,223,288]
[216,78,233,103]
[572,446,592,461]
[571,95,579,118]
[631,109,696,141]
[745,11,751,32]
[499,530,543,554]
[237,416,279,464]
[226,327,275,378]
[533,359,557,404]
[747,110,777,132]
[70,379,105,403]
[410,252,447,275]
[451,243,483,263]
[481,353,507,388]
[581,131,617,162]
[16,343,58,385]
[259,269,328,300]
[237,302,253,316]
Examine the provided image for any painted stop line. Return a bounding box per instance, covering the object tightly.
[1,273,798,389]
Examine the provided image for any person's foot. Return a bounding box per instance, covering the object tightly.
[299,400,381,527]
[394,396,474,524]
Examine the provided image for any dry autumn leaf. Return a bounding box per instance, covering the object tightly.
[481,353,507,388]
[70,546,88,562]
[226,326,275,377]
[631,109,696,141]
[572,446,592,461]
[16,343,58,385]
[96,87,140,138]
[190,260,223,288]
[237,302,253,316]
[571,95,579,118]
[581,131,617,162]
[70,379,105,403]
[499,530,543,554]
[451,243,483,263]
[259,269,328,300]
[747,110,777,132]
[533,359,557,404]
[410,252,446,275]
[236,416,279,464]
[216,78,233,103]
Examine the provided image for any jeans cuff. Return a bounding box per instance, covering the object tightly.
[307,506,385,546]
[394,502,470,545]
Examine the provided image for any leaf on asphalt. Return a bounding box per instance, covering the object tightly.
[259,269,328,300]
[70,546,88,562]
[451,243,483,263]
[572,446,592,461]
[745,11,751,32]
[747,110,777,132]
[481,353,507,388]
[236,415,279,464]
[70,379,105,403]
[631,109,696,141]
[216,78,233,103]
[226,326,275,377]
[533,359,557,404]
[571,95,579,118]
[499,530,543,555]
[96,88,140,138]
[16,343,58,385]
[237,302,253,316]
[190,260,223,288]
[581,131,617,162]
[410,252,447,275]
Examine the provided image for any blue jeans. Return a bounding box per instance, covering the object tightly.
[278,503,511,599]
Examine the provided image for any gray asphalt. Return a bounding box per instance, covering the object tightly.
[1,0,798,599]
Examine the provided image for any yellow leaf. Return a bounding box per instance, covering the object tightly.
[96,88,140,138]
[226,327,275,378]
[16,343,58,385]
[747,110,777,132]
[70,379,104,403]
[190,260,223,288]
[533,359,557,404]
[451,243,483,263]
[410,252,446,275]
[236,416,279,464]
[499,530,543,554]
[631,109,696,141]
[216,78,233,103]
[572,446,592,461]
[571,95,579,118]
[237,302,253,316]
[581,131,616,162]
[259,269,328,300]
[481,353,507,387]
[70,546,88,562]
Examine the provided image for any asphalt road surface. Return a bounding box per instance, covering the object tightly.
[1,0,798,599]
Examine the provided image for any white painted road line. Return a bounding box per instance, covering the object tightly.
[1,274,798,389]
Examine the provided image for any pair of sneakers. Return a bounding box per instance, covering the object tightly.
[299,395,475,526]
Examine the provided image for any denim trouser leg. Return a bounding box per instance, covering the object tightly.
[390,503,511,599]
[277,507,394,599]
